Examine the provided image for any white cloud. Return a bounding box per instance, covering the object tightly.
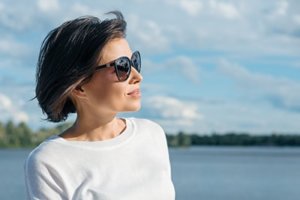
[0,93,29,123]
[179,0,203,16]
[0,2,4,11]
[1,0,298,57]
[165,0,203,16]
[142,56,201,84]
[164,0,298,57]
[274,0,289,16]
[164,56,201,84]
[0,2,34,31]
[218,59,300,111]
[70,3,96,16]
[195,99,300,134]
[146,96,201,120]
[138,95,300,134]
[0,37,30,57]
[59,3,104,22]
[209,0,240,19]
[141,96,203,131]
[37,0,60,12]
[0,93,11,108]
[128,15,170,53]
[293,14,300,25]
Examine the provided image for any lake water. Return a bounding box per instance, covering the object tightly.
[1,147,300,200]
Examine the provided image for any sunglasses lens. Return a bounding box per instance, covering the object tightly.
[113,51,141,81]
[132,51,141,73]
[115,58,131,81]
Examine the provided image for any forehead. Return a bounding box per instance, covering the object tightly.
[99,38,132,64]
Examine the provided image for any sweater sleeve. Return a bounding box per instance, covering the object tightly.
[157,123,173,178]
[24,151,67,200]
[146,119,173,178]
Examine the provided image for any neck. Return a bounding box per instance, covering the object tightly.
[60,113,126,141]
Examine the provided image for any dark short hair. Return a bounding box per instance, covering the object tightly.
[35,11,126,122]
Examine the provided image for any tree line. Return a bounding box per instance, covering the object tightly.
[0,120,71,148]
[167,131,300,147]
[1,121,300,148]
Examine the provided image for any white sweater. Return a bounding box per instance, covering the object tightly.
[24,118,176,200]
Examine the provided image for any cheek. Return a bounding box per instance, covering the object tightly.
[90,80,127,108]
[87,71,120,98]
[99,84,126,102]
[84,72,130,111]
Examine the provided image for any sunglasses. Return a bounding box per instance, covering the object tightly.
[95,51,141,81]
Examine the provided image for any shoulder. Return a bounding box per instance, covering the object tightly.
[128,118,167,144]
[129,117,164,132]
[25,136,61,167]
[129,118,170,158]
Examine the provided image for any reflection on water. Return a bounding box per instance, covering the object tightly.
[170,146,300,200]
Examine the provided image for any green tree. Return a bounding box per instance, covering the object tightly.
[177,131,191,147]
[17,122,32,147]
[166,134,179,147]
[5,120,21,146]
[0,122,7,147]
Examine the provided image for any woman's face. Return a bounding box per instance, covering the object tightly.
[77,38,143,115]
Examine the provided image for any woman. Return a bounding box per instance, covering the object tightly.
[24,11,175,200]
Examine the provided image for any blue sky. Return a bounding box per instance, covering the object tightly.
[0,0,300,134]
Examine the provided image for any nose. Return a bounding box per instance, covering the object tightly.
[129,67,143,84]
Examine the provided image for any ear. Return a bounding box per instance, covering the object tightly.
[76,85,84,92]
[72,85,87,99]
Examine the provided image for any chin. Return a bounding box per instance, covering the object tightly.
[125,102,142,112]
[133,105,142,111]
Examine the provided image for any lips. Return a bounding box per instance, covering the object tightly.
[127,89,140,95]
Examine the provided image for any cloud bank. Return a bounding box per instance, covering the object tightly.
[0,0,299,133]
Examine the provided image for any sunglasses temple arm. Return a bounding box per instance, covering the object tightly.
[95,62,114,71]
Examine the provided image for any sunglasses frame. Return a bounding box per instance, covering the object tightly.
[94,51,141,81]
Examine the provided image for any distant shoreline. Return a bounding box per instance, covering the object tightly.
[166,132,300,147]
[1,120,300,148]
